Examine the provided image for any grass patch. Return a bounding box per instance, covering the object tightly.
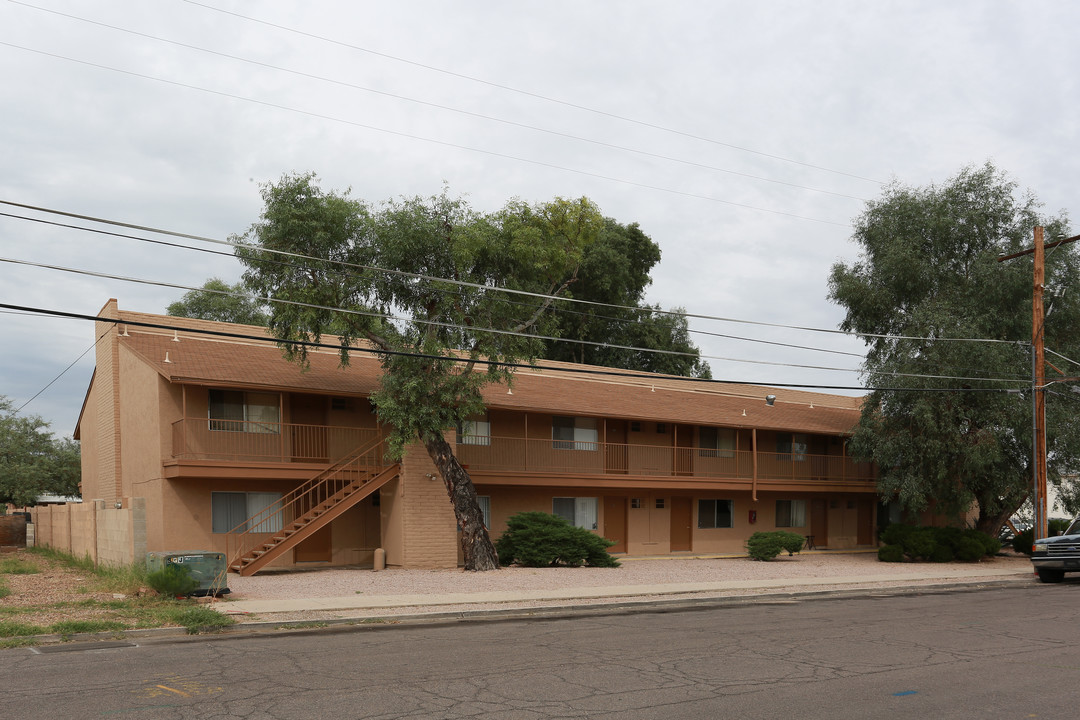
[0,557,40,574]
[0,580,9,600]
[0,620,48,637]
[49,620,128,635]
[0,637,39,649]
[26,546,148,594]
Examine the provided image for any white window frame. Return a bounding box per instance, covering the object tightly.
[552,416,599,451]
[211,491,283,533]
[458,415,491,446]
[775,499,807,528]
[697,499,733,529]
[208,389,280,434]
[552,497,598,530]
[699,426,736,458]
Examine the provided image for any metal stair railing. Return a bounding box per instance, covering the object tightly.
[225,433,390,574]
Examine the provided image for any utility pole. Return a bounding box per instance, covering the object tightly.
[999,227,1080,542]
[1033,226,1047,543]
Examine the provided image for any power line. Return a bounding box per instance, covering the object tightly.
[15,325,110,414]
[9,1,868,203]
[0,41,852,228]
[0,303,1027,395]
[0,200,1021,345]
[0,255,872,377]
[0,207,863,361]
[182,0,885,185]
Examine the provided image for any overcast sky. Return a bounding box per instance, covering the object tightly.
[1,0,1077,436]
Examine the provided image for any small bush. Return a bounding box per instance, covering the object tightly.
[877,523,1000,562]
[146,563,199,597]
[878,544,905,562]
[496,512,619,568]
[746,531,804,561]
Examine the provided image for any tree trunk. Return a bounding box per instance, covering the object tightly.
[421,432,500,571]
[974,490,1028,537]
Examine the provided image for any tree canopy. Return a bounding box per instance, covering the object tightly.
[543,218,711,378]
[167,278,269,326]
[828,163,1079,534]
[0,396,80,507]
[235,173,604,569]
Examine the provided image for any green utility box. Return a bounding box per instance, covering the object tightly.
[145,551,230,597]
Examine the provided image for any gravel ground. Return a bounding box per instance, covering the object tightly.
[219,552,1034,623]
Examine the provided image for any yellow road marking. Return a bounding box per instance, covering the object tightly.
[154,685,191,697]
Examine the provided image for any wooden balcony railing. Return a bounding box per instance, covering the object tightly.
[456,436,876,482]
[171,418,379,463]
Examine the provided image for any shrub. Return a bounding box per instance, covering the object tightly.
[746,531,804,561]
[878,544,905,562]
[877,523,1000,562]
[146,563,199,597]
[495,512,619,568]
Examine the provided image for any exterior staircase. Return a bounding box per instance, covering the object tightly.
[227,434,398,576]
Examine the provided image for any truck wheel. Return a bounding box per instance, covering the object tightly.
[1037,568,1065,583]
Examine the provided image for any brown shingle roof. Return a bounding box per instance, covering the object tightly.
[116,308,863,435]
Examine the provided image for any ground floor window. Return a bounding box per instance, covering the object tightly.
[478,496,491,528]
[776,499,807,528]
[553,497,598,530]
[698,499,733,529]
[212,491,283,533]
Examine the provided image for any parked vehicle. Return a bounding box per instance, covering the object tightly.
[1031,518,1080,583]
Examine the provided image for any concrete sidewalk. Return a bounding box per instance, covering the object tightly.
[212,562,1034,619]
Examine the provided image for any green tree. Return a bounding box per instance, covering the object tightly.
[167,278,269,326]
[828,163,1078,535]
[236,173,603,570]
[0,397,81,507]
[543,218,710,377]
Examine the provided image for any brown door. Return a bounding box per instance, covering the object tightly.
[670,496,692,551]
[290,395,328,462]
[857,499,875,545]
[605,421,628,474]
[294,524,333,562]
[603,496,627,553]
[810,499,828,548]
[675,424,694,476]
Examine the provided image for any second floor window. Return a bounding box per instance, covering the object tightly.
[699,427,736,458]
[776,432,808,461]
[208,390,280,433]
[552,416,598,451]
[458,416,491,446]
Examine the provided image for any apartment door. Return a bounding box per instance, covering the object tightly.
[603,496,627,553]
[810,499,829,548]
[857,499,875,545]
[670,496,693,552]
[674,424,694,476]
[290,395,328,462]
[605,421,628,474]
[294,524,332,562]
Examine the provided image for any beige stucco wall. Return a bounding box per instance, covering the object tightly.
[30,500,146,568]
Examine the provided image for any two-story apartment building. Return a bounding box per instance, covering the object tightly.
[70,300,876,574]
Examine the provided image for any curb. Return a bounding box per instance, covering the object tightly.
[16,574,1034,649]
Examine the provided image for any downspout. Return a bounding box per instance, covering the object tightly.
[751,428,758,502]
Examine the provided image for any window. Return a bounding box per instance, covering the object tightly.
[552,416,598,451]
[698,499,733,529]
[699,427,736,458]
[553,497,598,530]
[458,415,491,446]
[631,498,642,509]
[211,491,283,533]
[777,432,808,461]
[630,421,641,432]
[208,390,279,433]
[478,496,491,529]
[776,499,807,528]
[656,423,668,434]
[655,498,665,509]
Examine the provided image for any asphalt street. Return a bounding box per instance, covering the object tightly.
[1,583,1074,719]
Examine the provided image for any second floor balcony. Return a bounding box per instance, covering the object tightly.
[456,435,875,485]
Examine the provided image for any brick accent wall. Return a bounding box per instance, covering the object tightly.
[395,440,459,569]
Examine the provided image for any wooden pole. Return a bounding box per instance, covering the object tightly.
[1033,226,1048,542]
